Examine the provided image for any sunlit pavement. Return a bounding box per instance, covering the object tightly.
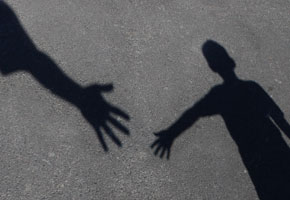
[1,1,290,199]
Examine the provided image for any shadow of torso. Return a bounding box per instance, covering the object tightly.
[200,80,290,199]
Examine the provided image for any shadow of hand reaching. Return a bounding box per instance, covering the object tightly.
[0,1,131,152]
[77,84,130,151]
[151,130,175,159]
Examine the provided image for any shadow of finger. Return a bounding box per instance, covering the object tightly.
[95,127,108,152]
[154,144,162,156]
[108,115,129,135]
[103,123,122,147]
[151,139,159,149]
[110,105,130,120]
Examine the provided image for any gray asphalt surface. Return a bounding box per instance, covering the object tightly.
[1,0,290,199]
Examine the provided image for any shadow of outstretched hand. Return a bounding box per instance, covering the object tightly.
[151,130,175,159]
[0,1,131,152]
[77,83,130,151]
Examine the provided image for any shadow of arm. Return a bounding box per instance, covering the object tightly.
[257,84,290,139]
[165,105,201,138]
[270,110,290,139]
[151,91,217,159]
[28,52,130,151]
[0,1,130,152]
[27,51,82,105]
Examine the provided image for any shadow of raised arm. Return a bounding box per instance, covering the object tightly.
[0,1,130,151]
[151,103,203,159]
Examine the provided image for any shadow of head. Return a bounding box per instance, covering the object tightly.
[202,40,236,77]
[0,1,34,75]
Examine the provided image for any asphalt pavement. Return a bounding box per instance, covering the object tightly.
[1,0,290,199]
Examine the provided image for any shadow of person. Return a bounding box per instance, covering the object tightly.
[151,40,290,199]
[0,1,130,151]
